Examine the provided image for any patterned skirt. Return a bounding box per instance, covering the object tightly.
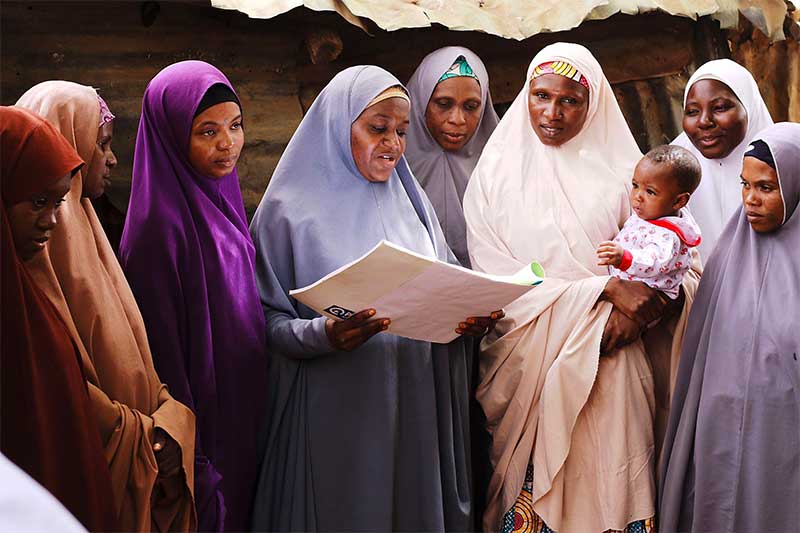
[501,465,655,533]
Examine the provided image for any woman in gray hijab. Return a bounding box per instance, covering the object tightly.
[406,47,499,268]
[249,65,499,532]
[659,122,800,532]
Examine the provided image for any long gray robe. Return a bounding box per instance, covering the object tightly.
[659,122,800,532]
[405,47,499,268]
[249,66,474,532]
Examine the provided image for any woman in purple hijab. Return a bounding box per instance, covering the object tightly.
[659,122,800,532]
[119,61,267,532]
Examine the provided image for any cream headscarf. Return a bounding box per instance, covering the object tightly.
[464,43,700,532]
[16,81,196,533]
[672,59,774,262]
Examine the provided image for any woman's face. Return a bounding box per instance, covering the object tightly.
[188,102,244,179]
[425,76,482,152]
[350,97,410,183]
[741,156,784,233]
[683,79,748,160]
[7,172,72,261]
[82,120,117,199]
[528,73,589,147]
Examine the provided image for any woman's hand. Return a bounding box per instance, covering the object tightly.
[325,309,390,352]
[600,307,643,355]
[456,310,505,337]
[602,277,667,327]
[153,427,182,477]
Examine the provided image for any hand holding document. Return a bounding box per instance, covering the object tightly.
[290,240,544,343]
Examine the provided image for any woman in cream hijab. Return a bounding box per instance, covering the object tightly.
[463,43,700,532]
[16,81,196,532]
[673,59,773,261]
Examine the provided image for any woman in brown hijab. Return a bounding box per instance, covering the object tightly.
[16,82,197,532]
[0,105,116,531]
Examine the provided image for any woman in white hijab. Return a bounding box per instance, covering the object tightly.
[673,59,773,261]
[405,46,499,267]
[463,43,700,532]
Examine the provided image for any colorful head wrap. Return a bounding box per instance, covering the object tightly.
[532,60,590,91]
[96,94,114,127]
[438,55,480,84]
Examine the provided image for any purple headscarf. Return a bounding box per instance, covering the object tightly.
[119,61,267,532]
[659,122,800,532]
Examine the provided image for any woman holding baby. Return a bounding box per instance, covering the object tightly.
[462,43,702,533]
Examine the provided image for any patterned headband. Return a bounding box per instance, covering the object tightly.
[531,61,590,91]
[438,55,480,84]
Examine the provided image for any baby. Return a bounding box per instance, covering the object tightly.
[597,145,702,299]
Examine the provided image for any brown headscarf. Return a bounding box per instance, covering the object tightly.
[16,82,197,532]
[0,106,116,531]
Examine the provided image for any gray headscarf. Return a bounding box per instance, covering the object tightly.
[406,47,499,268]
[249,65,474,531]
[659,122,800,532]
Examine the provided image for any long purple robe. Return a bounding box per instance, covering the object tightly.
[659,122,800,532]
[119,61,267,532]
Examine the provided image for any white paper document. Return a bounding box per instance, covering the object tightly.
[290,240,544,344]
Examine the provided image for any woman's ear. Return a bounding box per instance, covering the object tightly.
[673,192,691,210]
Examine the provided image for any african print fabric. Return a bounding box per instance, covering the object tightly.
[438,55,480,84]
[532,61,590,90]
[501,465,655,533]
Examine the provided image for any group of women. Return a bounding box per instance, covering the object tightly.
[1,40,797,533]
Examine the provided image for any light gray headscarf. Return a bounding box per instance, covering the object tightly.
[249,65,474,531]
[659,122,800,532]
[406,47,499,267]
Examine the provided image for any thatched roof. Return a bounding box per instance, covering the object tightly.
[211,0,792,41]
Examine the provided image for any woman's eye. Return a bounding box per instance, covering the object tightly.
[685,109,699,117]
[563,98,576,104]
[370,125,386,134]
[646,190,655,195]
[436,100,451,109]
[32,197,47,209]
[740,180,749,188]
[397,129,406,137]
[465,102,480,111]
[55,198,66,208]
[536,93,548,100]
[231,122,242,130]
[202,129,215,137]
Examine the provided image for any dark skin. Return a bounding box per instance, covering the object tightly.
[152,427,182,476]
[325,309,505,352]
[683,79,748,160]
[425,76,483,151]
[528,73,589,146]
[741,156,784,233]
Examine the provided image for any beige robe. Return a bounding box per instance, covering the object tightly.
[16,81,196,532]
[463,43,700,532]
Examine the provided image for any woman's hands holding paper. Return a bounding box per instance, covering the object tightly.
[456,309,505,337]
[326,309,390,351]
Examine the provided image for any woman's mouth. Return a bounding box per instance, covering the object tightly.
[442,132,466,143]
[215,156,238,167]
[539,124,563,137]
[696,135,722,148]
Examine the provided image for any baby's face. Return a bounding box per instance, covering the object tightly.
[629,159,684,220]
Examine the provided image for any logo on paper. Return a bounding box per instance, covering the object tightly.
[324,305,355,320]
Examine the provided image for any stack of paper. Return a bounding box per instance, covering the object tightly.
[290,240,544,343]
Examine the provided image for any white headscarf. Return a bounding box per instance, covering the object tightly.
[672,59,773,262]
[406,46,499,267]
[465,42,642,280]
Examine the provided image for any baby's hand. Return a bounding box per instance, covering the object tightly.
[596,241,624,267]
